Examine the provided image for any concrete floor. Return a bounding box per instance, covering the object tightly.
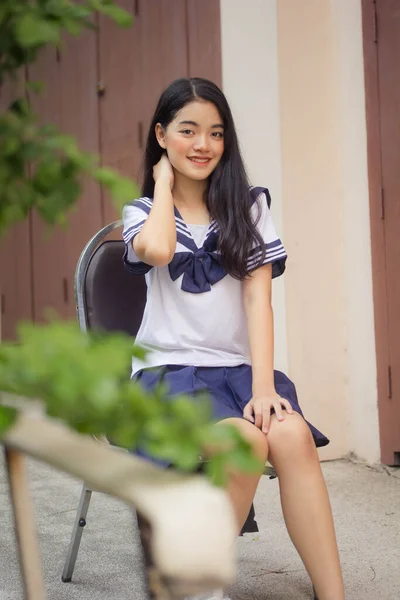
[0,455,399,600]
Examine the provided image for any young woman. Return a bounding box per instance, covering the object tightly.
[122,78,345,600]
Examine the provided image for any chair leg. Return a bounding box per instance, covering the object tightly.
[61,484,92,582]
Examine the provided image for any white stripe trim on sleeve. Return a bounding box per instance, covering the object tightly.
[123,222,145,243]
[247,246,287,269]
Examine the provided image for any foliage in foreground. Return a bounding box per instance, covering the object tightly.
[0,0,139,234]
[0,322,262,485]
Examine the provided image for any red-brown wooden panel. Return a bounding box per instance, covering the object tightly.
[97,1,142,225]
[137,0,188,158]
[29,31,102,323]
[0,76,33,340]
[362,1,386,461]
[28,47,69,322]
[375,0,400,463]
[186,0,222,85]
[0,222,33,340]
[98,0,189,226]
[59,31,102,307]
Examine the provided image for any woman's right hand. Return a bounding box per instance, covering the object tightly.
[153,154,174,190]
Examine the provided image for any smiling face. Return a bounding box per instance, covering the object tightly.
[155,100,225,182]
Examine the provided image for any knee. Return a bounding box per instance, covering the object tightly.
[245,423,269,463]
[219,418,269,463]
[268,413,315,461]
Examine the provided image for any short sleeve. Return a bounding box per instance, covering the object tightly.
[122,197,153,275]
[247,187,287,278]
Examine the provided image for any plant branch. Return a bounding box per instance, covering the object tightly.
[3,409,237,598]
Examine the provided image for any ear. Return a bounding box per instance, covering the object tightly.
[155,123,167,149]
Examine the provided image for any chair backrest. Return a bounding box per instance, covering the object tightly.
[74,221,147,336]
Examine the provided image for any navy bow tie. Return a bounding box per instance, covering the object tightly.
[168,236,227,293]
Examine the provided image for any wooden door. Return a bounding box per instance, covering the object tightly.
[28,47,69,322]
[97,0,143,225]
[138,0,222,134]
[29,32,102,323]
[97,0,222,220]
[186,0,222,83]
[0,77,33,340]
[0,0,222,334]
[137,0,188,155]
[97,0,194,225]
[363,0,400,464]
[59,31,103,308]
[138,0,222,151]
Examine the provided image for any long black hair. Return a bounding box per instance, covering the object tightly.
[142,77,265,279]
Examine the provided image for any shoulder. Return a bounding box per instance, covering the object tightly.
[122,197,154,240]
[122,197,153,219]
[249,186,271,209]
[249,186,272,226]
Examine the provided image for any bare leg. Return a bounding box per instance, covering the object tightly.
[267,412,345,600]
[215,418,268,532]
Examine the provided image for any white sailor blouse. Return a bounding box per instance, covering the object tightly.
[122,187,287,375]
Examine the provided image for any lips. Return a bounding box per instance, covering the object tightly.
[188,157,211,164]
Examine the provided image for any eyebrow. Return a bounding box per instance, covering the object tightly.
[178,120,224,129]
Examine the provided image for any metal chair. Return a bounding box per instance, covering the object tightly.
[61,220,318,600]
[61,220,146,583]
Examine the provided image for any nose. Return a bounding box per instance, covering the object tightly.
[193,134,210,152]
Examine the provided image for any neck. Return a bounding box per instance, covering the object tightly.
[172,170,208,208]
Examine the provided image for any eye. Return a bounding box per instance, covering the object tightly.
[180,129,193,135]
[212,131,224,138]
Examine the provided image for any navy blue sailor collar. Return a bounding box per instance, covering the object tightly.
[168,205,226,294]
[135,186,267,294]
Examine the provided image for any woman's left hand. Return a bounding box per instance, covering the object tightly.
[243,394,294,434]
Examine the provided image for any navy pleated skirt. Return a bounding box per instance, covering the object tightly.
[132,363,329,456]
[132,364,329,536]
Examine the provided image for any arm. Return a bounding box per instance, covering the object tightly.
[243,263,275,395]
[133,156,176,267]
[243,264,293,432]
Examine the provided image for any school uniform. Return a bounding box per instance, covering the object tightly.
[122,186,329,457]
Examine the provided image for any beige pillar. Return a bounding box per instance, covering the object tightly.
[277,0,380,461]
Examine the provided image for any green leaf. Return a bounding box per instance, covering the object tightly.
[110,179,141,213]
[0,6,10,26]
[98,4,133,27]
[34,160,62,191]
[228,448,264,474]
[204,455,228,487]
[2,136,20,156]
[64,18,83,36]
[131,345,146,360]
[94,167,118,186]
[94,167,140,210]
[0,320,260,480]
[9,98,30,117]
[15,14,61,47]
[174,441,201,470]
[0,405,17,437]
[26,80,45,94]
